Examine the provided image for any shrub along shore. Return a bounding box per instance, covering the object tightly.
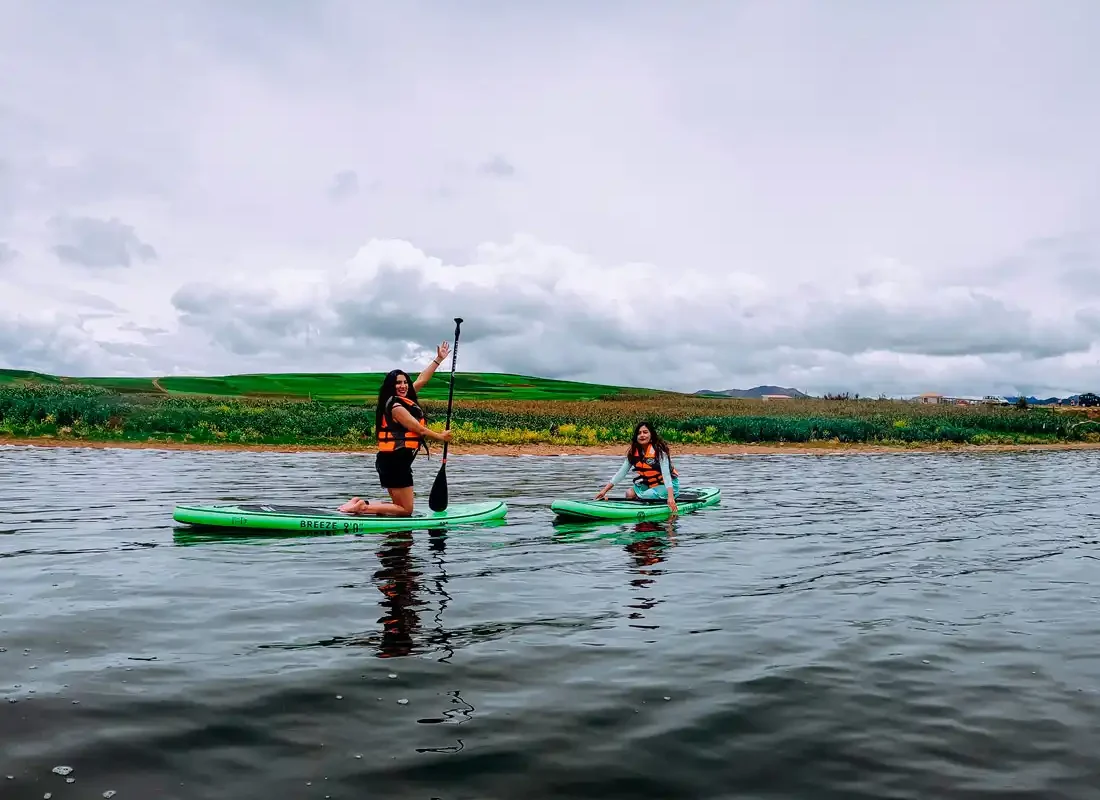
[3,382,1100,454]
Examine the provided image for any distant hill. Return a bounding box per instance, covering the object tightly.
[1003,395,1093,406]
[1003,395,1059,406]
[694,385,811,399]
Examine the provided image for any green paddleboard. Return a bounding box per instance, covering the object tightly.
[550,486,721,522]
[172,500,508,534]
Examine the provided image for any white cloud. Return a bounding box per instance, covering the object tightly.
[0,0,1098,398]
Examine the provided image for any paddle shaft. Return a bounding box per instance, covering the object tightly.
[427,318,462,512]
[440,317,462,462]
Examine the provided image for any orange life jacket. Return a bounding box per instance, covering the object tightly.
[377,395,427,454]
[629,443,678,488]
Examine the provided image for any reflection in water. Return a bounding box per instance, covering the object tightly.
[254,530,454,659]
[552,520,678,630]
[374,530,452,659]
[623,522,675,629]
[427,530,456,663]
[373,531,475,752]
[10,447,1100,799]
[373,532,421,658]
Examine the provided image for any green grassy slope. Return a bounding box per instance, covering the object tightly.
[0,369,64,384]
[0,368,672,402]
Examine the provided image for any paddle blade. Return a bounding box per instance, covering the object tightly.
[428,462,448,511]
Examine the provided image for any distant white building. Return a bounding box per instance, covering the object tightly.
[914,392,1008,406]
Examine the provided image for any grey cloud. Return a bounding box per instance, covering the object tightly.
[119,321,168,336]
[479,156,516,178]
[0,315,149,376]
[327,169,359,202]
[792,293,1093,361]
[48,215,157,269]
[1029,233,1099,296]
[336,263,751,359]
[480,336,621,380]
[329,265,539,344]
[975,231,1099,291]
[74,311,121,323]
[0,241,17,266]
[97,340,163,359]
[56,288,124,312]
[167,246,1100,396]
[1076,307,1100,334]
[170,264,584,371]
[164,257,807,391]
[171,283,319,356]
[554,305,755,354]
[1,134,176,219]
[1061,267,1100,296]
[0,159,14,223]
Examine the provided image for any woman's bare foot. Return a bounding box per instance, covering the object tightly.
[338,497,369,513]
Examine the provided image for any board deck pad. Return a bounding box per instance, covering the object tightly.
[235,504,358,516]
[621,489,710,505]
[550,486,721,522]
[173,500,508,534]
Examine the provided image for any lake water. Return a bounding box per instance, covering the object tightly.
[2,444,1100,799]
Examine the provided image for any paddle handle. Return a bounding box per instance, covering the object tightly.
[440,317,462,460]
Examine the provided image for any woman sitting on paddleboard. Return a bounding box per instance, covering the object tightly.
[339,343,453,516]
[594,421,679,515]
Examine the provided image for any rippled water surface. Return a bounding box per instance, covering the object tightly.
[3,444,1100,799]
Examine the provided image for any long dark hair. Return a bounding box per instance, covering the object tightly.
[627,420,671,465]
[374,369,424,433]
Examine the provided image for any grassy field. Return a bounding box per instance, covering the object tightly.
[0,368,664,402]
[3,369,1099,448]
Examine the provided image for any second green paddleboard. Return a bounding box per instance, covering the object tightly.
[550,486,721,522]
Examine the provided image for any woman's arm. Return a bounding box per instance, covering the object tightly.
[595,459,631,498]
[392,405,452,442]
[413,341,450,391]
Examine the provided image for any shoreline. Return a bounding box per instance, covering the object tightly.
[4,435,1100,457]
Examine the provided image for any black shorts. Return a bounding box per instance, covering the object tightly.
[376,448,417,489]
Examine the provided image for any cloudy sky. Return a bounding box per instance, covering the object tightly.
[2,0,1098,398]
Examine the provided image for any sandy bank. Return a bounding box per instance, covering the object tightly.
[4,435,1100,457]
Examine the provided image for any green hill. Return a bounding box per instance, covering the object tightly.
[0,368,672,403]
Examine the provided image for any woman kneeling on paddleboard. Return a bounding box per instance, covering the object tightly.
[339,344,453,516]
[594,421,679,515]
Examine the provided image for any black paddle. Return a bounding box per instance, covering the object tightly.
[428,317,463,512]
